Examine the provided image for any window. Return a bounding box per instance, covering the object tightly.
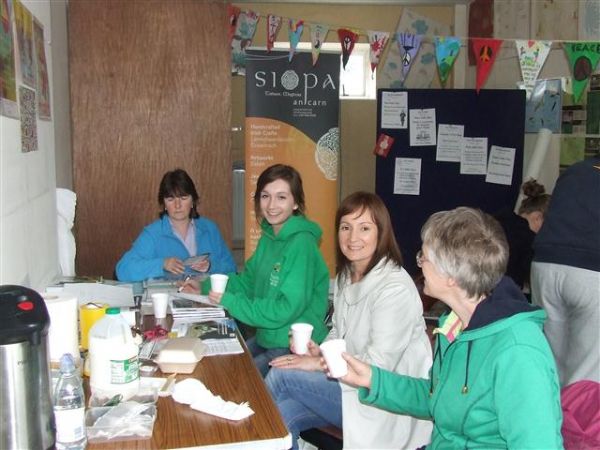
[273,42,376,100]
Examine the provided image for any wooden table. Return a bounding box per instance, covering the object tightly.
[86,316,291,449]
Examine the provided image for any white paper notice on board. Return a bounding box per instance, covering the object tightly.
[436,124,464,162]
[486,145,516,185]
[393,157,421,195]
[409,108,436,146]
[460,137,488,175]
[381,91,408,129]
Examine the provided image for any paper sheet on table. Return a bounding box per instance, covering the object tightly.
[172,292,222,308]
[47,283,134,307]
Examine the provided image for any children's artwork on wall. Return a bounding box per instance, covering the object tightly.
[33,17,50,120]
[379,8,450,89]
[19,85,37,152]
[231,10,260,76]
[524,78,562,133]
[0,0,18,118]
[13,0,34,88]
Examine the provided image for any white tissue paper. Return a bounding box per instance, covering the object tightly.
[172,378,254,421]
[56,188,77,276]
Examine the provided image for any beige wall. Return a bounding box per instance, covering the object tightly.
[232,3,454,200]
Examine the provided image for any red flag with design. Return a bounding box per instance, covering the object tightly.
[227,4,241,43]
[266,15,282,52]
[471,38,503,93]
[338,28,359,70]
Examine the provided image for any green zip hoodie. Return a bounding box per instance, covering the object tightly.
[220,214,329,349]
[359,277,563,449]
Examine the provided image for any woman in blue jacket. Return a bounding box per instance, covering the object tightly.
[116,169,236,282]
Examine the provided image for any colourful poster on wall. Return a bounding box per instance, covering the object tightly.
[245,50,340,275]
[33,17,50,120]
[1,0,18,117]
[13,0,34,88]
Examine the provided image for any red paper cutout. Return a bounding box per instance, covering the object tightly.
[227,4,241,43]
[472,38,503,93]
[337,28,358,70]
[374,134,395,157]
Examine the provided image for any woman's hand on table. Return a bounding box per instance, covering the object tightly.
[190,258,210,273]
[178,278,200,293]
[164,257,185,275]
[269,353,322,371]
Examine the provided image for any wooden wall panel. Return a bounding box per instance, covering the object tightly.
[69,0,231,278]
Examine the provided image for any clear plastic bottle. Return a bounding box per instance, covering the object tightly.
[53,353,87,450]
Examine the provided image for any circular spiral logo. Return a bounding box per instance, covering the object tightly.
[281,70,300,90]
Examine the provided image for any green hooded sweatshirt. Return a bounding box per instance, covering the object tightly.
[219,214,329,349]
[359,277,563,449]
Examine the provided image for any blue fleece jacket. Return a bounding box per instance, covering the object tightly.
[116,215,236,282]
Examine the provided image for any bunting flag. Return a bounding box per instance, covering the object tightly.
[367,30,390,74]
[471,38,503,93]
[288,19,304,62]
[515,40,552,99]
[266,15,282,52]
[396,32,422,80]
[231,10,260,75]
[338,28,359,70]
[309,23,329,66]
[434,36,461,86]
[227,4,241,43]
[563,41,600,103]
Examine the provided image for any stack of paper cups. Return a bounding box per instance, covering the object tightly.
[42,293,80,367]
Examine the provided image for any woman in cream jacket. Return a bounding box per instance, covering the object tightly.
[266,192,432,449]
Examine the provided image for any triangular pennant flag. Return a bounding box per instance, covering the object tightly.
[515,40,552,99]
[227,5,241,43]
[338,28,359,70]
[266,15,282,52]
[288,19,304,62]
[563,41,600,103]
[367,30,390,74]
[396,32,422,80]
[471,38,503,93]
[434,36,461,86]
[309,23,329,66]
[231,10,260,75]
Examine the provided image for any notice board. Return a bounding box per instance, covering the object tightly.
[375,89,526,275]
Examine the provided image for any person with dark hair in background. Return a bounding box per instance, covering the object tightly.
[265,192,432,450]
[116,168,236,282]
[181,164,329,376]
[334,207,563,449]
[494,179,551,291]
[532,157,600,386]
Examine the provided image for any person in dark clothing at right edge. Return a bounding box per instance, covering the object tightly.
[531,157,600,387]
[495,179,550,291]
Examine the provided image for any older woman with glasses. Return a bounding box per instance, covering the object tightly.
[335,207,563,449]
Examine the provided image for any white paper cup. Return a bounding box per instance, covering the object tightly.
[151,293,169,319]
[291,323,313,355]
[210,274,229,293]
[320,339,347,378]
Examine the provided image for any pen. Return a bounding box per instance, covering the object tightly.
[178,275,191,293]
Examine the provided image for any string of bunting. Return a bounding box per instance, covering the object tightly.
[228,4,600,103]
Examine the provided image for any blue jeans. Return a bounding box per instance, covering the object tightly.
[266,367,342,450]
[246,336,289,377]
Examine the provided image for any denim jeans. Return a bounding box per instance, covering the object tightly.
[266,367,342,450]
[245,336,289,377]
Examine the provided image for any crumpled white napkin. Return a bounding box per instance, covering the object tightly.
[172,378,254,421]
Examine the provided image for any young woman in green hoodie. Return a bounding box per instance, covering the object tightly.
[182,164,329,376]
[334,207,563,449]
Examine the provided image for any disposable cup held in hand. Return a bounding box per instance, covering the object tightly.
[291,323,313,355]
[151,293,169,319]
[320,339,347,378]
[210,274,229,293]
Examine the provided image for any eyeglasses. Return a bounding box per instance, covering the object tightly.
[416,249,429,268]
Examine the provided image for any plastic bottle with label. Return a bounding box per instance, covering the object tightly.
[88,307,140,400]
[54,353,87,450]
